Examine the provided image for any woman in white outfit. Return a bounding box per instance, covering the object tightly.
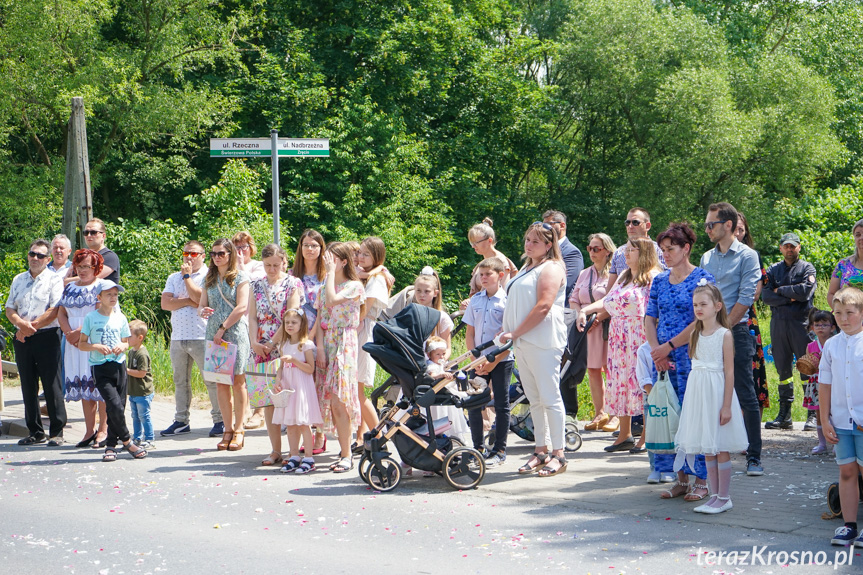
[500,222,569,477]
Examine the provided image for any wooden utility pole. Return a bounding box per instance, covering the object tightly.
[61,97,92,250]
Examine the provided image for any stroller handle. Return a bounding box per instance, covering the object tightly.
[460,339,514,372]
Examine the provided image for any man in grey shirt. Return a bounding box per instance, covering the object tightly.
[700,202,764,476]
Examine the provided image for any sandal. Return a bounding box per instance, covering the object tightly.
[217,432,233,451]
[330,456,353,473]
[127,443,148,460]
[228,431,245,451]
[102,448,118,462]
[262,452,283,466]
[660,480,690,499]
[280,457,301,473]
[296,458,316,474]
[684,483,709,501]
[518,452,551,474]
[538,455,568,477]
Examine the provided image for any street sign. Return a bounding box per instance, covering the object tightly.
[210,138,329,157]
[209,134,330,244]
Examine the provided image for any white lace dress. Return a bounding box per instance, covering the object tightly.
[673,328,748,470]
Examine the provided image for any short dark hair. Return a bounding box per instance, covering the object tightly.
[185,240,205,252]
[707,202,739,229]
[656,223,696,250]
[542,210,567,224]
[629,207,651,221]
[29,239,50,252]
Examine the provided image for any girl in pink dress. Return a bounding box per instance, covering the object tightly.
[314,242,365,473]
[273,308,323,474]
[803,308,838,455]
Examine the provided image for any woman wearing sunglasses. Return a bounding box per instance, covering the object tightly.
[198,239,251,451]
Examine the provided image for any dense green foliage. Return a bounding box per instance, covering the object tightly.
[2,0,863,335]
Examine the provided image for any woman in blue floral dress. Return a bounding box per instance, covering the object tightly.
[645,223,712,502]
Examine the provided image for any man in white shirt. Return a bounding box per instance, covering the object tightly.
[5,239,66,445]
[47,234,73,277]
[160,241,223,437]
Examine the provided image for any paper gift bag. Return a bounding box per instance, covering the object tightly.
[203,340,237,385]
[245,359,279,408]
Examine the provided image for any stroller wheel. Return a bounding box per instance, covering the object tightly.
[564,422,583,452]
[449,436,465,449]
[367,457,401,492]
[442,447,485,490]
[358,453,373,485]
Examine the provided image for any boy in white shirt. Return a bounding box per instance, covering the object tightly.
[819,286,863,547]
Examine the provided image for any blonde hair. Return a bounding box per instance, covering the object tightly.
[587,233,616,276]
[833,286,863,312]
[468,217,496,245]
[521,222,562,268]
[617,237,661,287]
[129,319,148,339]
[477,257,505,274]
[424,335,447,356]
[689,284,732,359]
[344,240,361,254]
[414,268,443,311]
[278,308,311,350]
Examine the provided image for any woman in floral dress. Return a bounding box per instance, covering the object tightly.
[581,237,662,451]
[314,242,365,473]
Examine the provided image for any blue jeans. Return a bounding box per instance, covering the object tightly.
[130,393,155,441]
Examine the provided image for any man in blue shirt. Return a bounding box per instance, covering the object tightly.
[700,202,764,476]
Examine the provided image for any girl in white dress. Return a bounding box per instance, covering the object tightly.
[673,282,748,514]
[273,309,323,474]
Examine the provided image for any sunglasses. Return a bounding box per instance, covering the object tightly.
[586,246,605,253]
[624,219,644,227]
[235,244,250,251]
[183,251,204,257]
[210,251,229,258]
[531,221,553,231]
[83,229,102,236]
[704,220,729,231]
[28,251,49,259]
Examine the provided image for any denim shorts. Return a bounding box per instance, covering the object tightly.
[834,427,863,466]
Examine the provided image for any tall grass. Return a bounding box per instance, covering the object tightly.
[147,332,208,397]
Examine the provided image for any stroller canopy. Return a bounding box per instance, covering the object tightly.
[363,303,441,374]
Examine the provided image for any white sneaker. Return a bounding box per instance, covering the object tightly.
[659,472,676,483]
[647,470,661,484]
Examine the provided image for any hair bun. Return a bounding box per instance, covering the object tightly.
[482,217,494,227]
[421,266,435,276]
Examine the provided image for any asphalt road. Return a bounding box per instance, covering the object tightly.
[1,432,858,575]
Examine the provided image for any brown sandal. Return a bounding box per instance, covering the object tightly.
[217,432,233,451]
[228,431,245,451]
[518,452,550,474]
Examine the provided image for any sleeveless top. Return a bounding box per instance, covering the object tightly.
[502,261,567,349]
[690,327,728,373]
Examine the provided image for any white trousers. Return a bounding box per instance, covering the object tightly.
[515,340,565,451]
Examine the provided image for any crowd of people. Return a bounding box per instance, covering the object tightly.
[6,206,863,546]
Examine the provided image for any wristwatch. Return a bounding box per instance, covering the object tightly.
[183,273,191,279]
[668,340,676,349]
[218,323,226,331]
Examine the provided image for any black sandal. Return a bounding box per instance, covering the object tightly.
[102,449,118,462]
[518,452,550,474]
[127,444,148,459]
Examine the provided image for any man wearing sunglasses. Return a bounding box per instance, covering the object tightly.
[160,241,223,437]
[606,207,666,292]
[761,232,817,431]
[5,239,67,446]
[542,210,584,303]
[75,218,120,284]
[700,202,764,476]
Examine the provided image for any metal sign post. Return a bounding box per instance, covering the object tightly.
[209,136,330,243]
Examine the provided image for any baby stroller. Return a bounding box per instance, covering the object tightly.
[359,304,511,492]
[481,313,595,453]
